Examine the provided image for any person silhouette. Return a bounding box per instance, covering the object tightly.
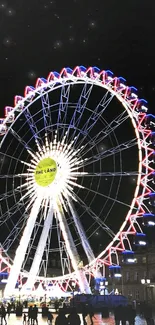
[67,308,81,325]
[0,304,7,325]
[55,309,68,325]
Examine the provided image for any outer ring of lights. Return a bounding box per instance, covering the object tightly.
[0,66,154,289]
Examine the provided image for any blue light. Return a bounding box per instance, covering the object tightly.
[29,86,35,90]
[109,265,121,269]
[0,272,8,275]
[66,67,73,74]
[95,277,106,283]
[122,250,134,255]
[130,86,138,92]
[140,99,148,104]
[136,233,146,237]
[93,66,100,73]
[53,71,60,78]
[106,70,114,76]
[79,65,86,72]
[119,77,126,82]
[146,114,155,118]
[149,193,155,197]
[40,78,47,83]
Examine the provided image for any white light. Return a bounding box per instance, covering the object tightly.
[127,258,136,263]
[131,93,138,98]
[139,241,146,246]
[1,279,8,283]
[114,273,122,278]
[148,221,155,226]
[4,132,89,296]
[146,279,150,284]
[141,279,145,284]
[141,105,147,112]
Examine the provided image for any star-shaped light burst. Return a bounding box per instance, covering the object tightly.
[20,132,87,213]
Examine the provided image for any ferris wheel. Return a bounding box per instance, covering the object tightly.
[0,66,154,297]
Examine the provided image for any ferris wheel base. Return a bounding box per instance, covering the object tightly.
[77,268,92,294]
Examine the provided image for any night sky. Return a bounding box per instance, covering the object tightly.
[0,0,155,112]
[0,0,155,262]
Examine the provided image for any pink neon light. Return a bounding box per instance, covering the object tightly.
[0,66,153,282]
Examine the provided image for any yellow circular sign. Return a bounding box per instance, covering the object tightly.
[34,158,57,187]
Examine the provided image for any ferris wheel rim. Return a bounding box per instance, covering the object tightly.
[0,66,153,285]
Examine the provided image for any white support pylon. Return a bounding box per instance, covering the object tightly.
[4,197,42,296]
[25,204,54,290]
[55,203,91,294]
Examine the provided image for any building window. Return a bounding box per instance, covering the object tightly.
[128,290,133,299]
[126,271,130,282]
[143,271,147,279]
[135,290,140,300]
[142,257,146,263]
[134,272,139,281]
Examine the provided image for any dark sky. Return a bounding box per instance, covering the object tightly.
[0,0,155,112]
[0,0,155,263]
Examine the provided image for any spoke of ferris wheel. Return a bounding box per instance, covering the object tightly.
[55,204,91,293]
[0,187,20,202]
[44,227,52,277]
[74,193,115,238]
[0,151,26,166]
[9,127,34,152]
[0,174,30,179]
[80,138,137,169]
[23,107,44,147]
[0,194,29,224]
[77,111,129,157]
[25,202,54,290]
[4,196,42,297]
[75,171,143,177]
[56,221,72,276]
[66,83,94,144]
[57,83,71,141]
[68,200,95,263]
[82,185,134,209]
[0,203,23,231]
[3,213,28,251]
[41,92,53,136]
[74,91,115,149]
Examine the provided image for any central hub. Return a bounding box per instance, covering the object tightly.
[34,157,57,187]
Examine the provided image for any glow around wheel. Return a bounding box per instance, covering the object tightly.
[0,66,154,296]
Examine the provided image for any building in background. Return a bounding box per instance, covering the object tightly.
[105,244,155,304]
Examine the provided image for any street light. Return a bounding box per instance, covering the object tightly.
[141,279,150,285]
[141,278,151,302]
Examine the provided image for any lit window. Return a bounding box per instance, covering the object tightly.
[142,257,146,263]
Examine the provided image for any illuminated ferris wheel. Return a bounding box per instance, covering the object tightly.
[0,66,154,297]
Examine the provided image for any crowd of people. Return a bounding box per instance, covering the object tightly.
[114,303,154,325]
[0,300,154,325]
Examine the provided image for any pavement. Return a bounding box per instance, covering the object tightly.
[4,313,148,324]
